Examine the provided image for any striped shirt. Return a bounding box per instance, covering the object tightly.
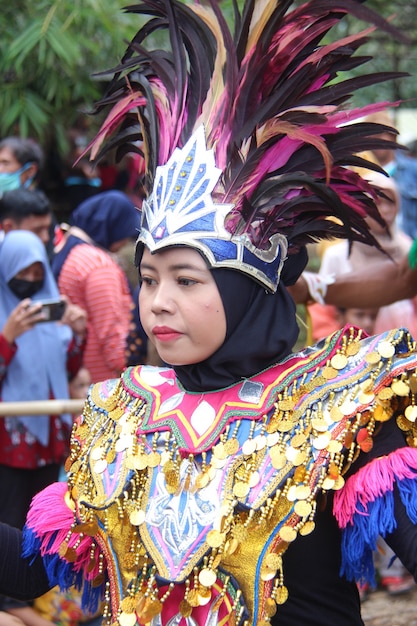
[58,243,133,382]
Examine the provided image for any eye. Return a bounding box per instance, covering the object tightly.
[139,275,155,287]
[178,277,198,286]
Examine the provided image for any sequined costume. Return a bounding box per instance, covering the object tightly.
[14,0,417,624]
[23,326,417,625]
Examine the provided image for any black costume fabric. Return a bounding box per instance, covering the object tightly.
[0,523,50,601]
[273,418,417,626]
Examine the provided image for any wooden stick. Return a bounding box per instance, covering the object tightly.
[0,399,86,416]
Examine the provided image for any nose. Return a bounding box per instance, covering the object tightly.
[150,281,175,314]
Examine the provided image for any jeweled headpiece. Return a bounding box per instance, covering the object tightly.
[136,125,287,291]
[86,0,404,292]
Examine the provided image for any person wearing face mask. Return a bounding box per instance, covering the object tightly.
[0,138,59,260]
[0,137,43,195]
[0,230,87,626]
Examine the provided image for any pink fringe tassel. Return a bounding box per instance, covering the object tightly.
[26,481,101,581]
[27,482,73,533]
[333,447,417,528]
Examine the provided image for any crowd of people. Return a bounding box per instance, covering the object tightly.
[1,1,417,626]
[301,112,417,600]
[0,136,155,626]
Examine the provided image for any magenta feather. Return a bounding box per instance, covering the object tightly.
[85,0,407,253]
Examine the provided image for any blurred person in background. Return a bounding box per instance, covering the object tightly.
[52,190,141,382]
[68,366,91,408]
[0,138,57,259]
[396,139,417,240]
[0,189,52,248]
[0,137,43,194]
[308,172,417,340]
[336,306,380,337]
[0,230,87,626]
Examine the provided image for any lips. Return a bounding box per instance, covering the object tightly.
[152,326,182,342]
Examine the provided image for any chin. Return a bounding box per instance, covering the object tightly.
[161,354,203,367]
[156,352,182,367]
[163,358,189,366]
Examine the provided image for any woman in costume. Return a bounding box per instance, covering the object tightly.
[1,1,417,625]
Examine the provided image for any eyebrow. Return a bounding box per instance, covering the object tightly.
[140,261,208,273]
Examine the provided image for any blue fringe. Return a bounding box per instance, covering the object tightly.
[397,476,417,523]
[340,475,417,586]
[81,582,104,614]
[22,526,42,563]
[22,525,103,614]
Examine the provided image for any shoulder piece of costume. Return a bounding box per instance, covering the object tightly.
[23,326,417,625]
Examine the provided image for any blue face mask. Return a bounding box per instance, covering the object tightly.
[0,163,33,193]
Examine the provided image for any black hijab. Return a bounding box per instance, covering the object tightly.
[174,247,308,392]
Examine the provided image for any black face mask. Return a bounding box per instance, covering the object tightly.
[8,277,44,299]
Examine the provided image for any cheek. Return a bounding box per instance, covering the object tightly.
[204,302,226,341]
[382,208,396,225]
[378,199,397,221]
[138,293,151,328]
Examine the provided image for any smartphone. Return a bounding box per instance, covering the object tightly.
[32,299,67,323]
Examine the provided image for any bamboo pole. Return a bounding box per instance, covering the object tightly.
[0,399,86,416]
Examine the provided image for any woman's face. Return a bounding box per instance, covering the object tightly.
[69,367,91,400]
[366,187,398,234]
[15,261,44,282]
[139,247,226,366]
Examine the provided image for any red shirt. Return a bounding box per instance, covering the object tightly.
[58,244,134,382]
[0,334,84,469]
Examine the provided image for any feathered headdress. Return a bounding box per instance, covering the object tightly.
[86,0,406,292]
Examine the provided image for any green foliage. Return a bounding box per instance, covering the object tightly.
[333,0,417,107]
[0,0,137,151]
